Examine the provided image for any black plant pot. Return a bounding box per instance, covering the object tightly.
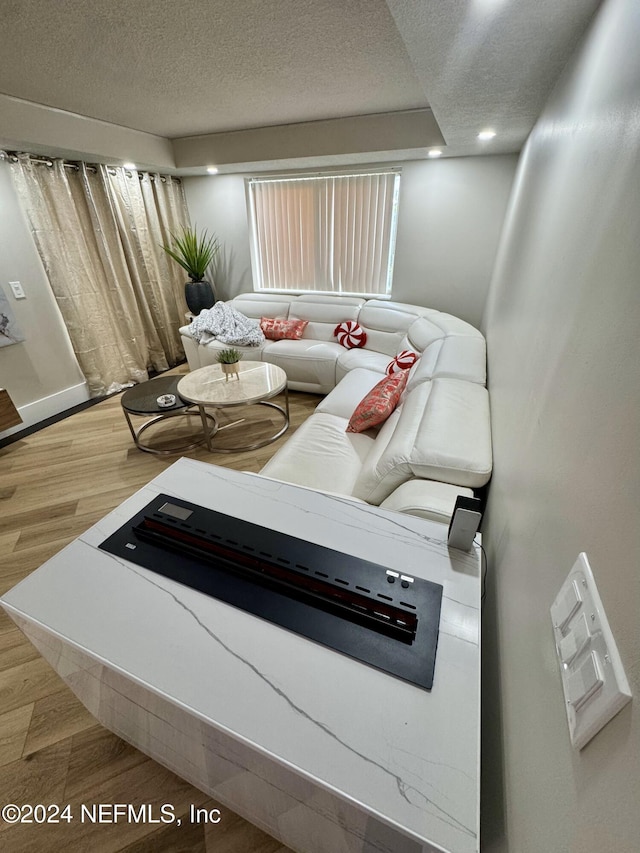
[185,280,215,315]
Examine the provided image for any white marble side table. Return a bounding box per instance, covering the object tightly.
[1,460,481,853]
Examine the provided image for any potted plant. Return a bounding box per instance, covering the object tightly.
[216,348,242,380]
[162,226,220,315]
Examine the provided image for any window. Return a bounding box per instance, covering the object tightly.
[247,170,400,297]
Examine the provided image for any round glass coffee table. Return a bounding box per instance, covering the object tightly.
[121,375,214,455]
[176,362,289,452]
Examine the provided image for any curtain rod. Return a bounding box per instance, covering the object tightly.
[4,151,181,182]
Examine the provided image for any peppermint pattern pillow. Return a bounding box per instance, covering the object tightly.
[386,350,419,375]
[334,320,367,349]
[260,317,309,340]
[346,370,408,433]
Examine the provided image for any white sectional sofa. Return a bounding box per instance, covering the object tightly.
[179,293,492,523]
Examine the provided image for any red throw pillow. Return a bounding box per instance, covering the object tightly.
[386,350,419,375]
[334,320,367,349]
[346,370,408,433]
[260,317,309,340]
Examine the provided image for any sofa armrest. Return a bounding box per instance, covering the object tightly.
[179,327,202,371]
[379,480,474,525]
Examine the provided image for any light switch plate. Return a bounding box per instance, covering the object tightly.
[9,281,26,299]
[558,612,591,666]
[551,553,632,749]
[551,578,582,634]
[565,650,603,711]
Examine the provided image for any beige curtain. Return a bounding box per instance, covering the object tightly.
[249,171,400,295]
[11,156,190,396]
[105,168,187,366]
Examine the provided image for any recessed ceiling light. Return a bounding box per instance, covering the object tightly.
[206,166,219,174]
[477,130,496,141]
[123,162,136,169]
[428,149,442,158]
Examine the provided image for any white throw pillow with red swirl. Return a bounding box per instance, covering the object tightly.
[334,321,367,349]
[386,350,419,375]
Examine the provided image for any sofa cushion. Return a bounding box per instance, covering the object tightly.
[259,412,375,494]
[288,294,364,342]
[400,316,448,353]
[316,368,386,419]
[404,340,443,387]
[261,339,345,393]
[361,299,432,324]
[358,300,430,357]
[346,408,403,503]
[260,317,308,340]
[427,312,485,338]
[230,293,292,319]
[434,336,486,384]
[352,378,493,503]
[379,480,474,524]
[347,370,408,434]
[335,348,390,382]
[406,335,487,389]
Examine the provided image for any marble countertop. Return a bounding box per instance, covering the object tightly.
[177,362,287,406]
[1,459,480,853]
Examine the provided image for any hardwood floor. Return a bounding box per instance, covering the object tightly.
[0,365,321,852]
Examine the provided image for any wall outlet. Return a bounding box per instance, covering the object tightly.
[9,281,26,299]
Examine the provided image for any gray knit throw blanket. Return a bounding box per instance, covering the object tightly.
[187,302,265,347]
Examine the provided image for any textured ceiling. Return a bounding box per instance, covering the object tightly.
[0,0,426,138]
[386,0,602,156]
[0,0,601,169]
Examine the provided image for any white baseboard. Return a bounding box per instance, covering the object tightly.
[0,382,90,439]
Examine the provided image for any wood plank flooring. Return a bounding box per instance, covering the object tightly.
[0,365,321,852]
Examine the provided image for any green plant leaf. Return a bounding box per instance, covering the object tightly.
[161,226,220,281]
[216,348,242,363]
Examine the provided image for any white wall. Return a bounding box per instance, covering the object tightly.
[0,159,87,437]
[183,155,518,328]
[481,0,640,850]
[183,174,255,302]
[392,156,517,324]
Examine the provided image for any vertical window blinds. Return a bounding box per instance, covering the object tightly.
[248,170,400,296]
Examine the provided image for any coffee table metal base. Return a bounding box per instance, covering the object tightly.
[197,390,289,453]
[121,375,219,456]
[123,408,214,456]
[177,363,290,454]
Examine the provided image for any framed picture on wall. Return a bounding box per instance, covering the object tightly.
[0,288,25,347]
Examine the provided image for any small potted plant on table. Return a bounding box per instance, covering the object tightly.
[216,348,242,380]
